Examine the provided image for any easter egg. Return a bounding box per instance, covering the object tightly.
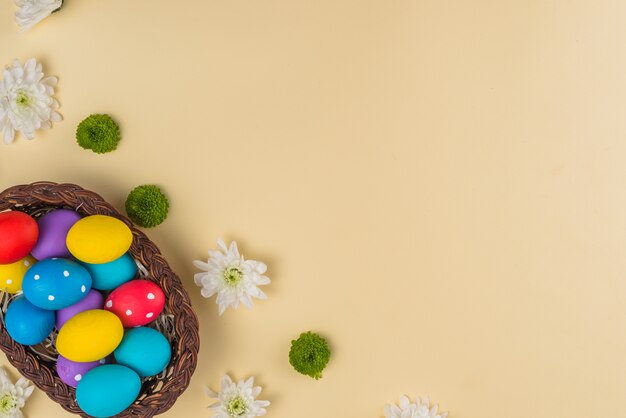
[0,255,36,293]
[105,280,165,327]
[66,215,133,264]
[56,289,104,329]
[80,253,138,291]
[76,365,141,418]
[22,258,92,310]
[5,297,55,345]
[56,355,109,388]
[114,327,171,377]
[31,209,82,260]
[0,211,38,264]
[57,309,123,362]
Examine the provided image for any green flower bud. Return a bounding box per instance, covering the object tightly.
[289,331,331,379]
[125,185,169,228]
[76,114,121,154]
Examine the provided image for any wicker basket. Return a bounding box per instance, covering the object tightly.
[0,181,200,418]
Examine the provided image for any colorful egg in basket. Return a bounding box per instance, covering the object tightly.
[0,182,199,418]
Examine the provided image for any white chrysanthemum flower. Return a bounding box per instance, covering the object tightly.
[193,239,270,315]
[0,367,34,418]
[14,0,62,32]
[384,395,448,418]
[206,375,270,418]
[0,58,62,144]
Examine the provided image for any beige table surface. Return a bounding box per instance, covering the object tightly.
[1,1,625,417]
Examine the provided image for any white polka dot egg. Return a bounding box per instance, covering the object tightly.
[104,280,165,327]
[22,258,92,310]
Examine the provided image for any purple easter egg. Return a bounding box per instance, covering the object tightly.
[56,290,104,329]
[56,355,109,388]
[31,209,82,260]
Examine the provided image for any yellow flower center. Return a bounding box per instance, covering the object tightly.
[223,267,243,287]
[0,392,17,413]
[226,395,248,416]
[15,90,30,107]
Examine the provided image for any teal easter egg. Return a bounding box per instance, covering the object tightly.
[114,327,171,377]
[80,253,137,291]
[5,297,55,345]
[22,258,92,310]
[76,365,141,418]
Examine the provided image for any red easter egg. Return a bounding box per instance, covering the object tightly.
[104,280,165,327]
[0,211,38,264]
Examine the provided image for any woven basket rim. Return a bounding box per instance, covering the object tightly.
[0,181,200,418]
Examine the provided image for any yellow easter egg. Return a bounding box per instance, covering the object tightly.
[0,255,36,293]
[66,215,133,264]
[57,309,123,362]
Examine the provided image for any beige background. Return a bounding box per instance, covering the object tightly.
[1,1,626,417]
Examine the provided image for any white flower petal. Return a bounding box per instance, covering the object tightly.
[217,302,227,316]
[0,368,10,385]
[240,294,254,309]
[216,238,228,253]
[2,124,15,144]
[193,260,210,271]
[256,275,271,285]
[22,383,34,400]
[50,110,62,122]
[383,405,396,418]
[200,287,216,299]
[194,272,208,286]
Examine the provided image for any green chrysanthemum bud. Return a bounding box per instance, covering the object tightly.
[76,114,121,154]
[289,331,331,379]
[125,185,169,228]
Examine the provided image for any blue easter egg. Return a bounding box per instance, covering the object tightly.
[5,296,55,345]
[76,365,141,418]
[114,327,171,377]
[22,258,92,310]
[80,253,137,291]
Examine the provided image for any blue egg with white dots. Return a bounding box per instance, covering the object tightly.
[22,258,92,310]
